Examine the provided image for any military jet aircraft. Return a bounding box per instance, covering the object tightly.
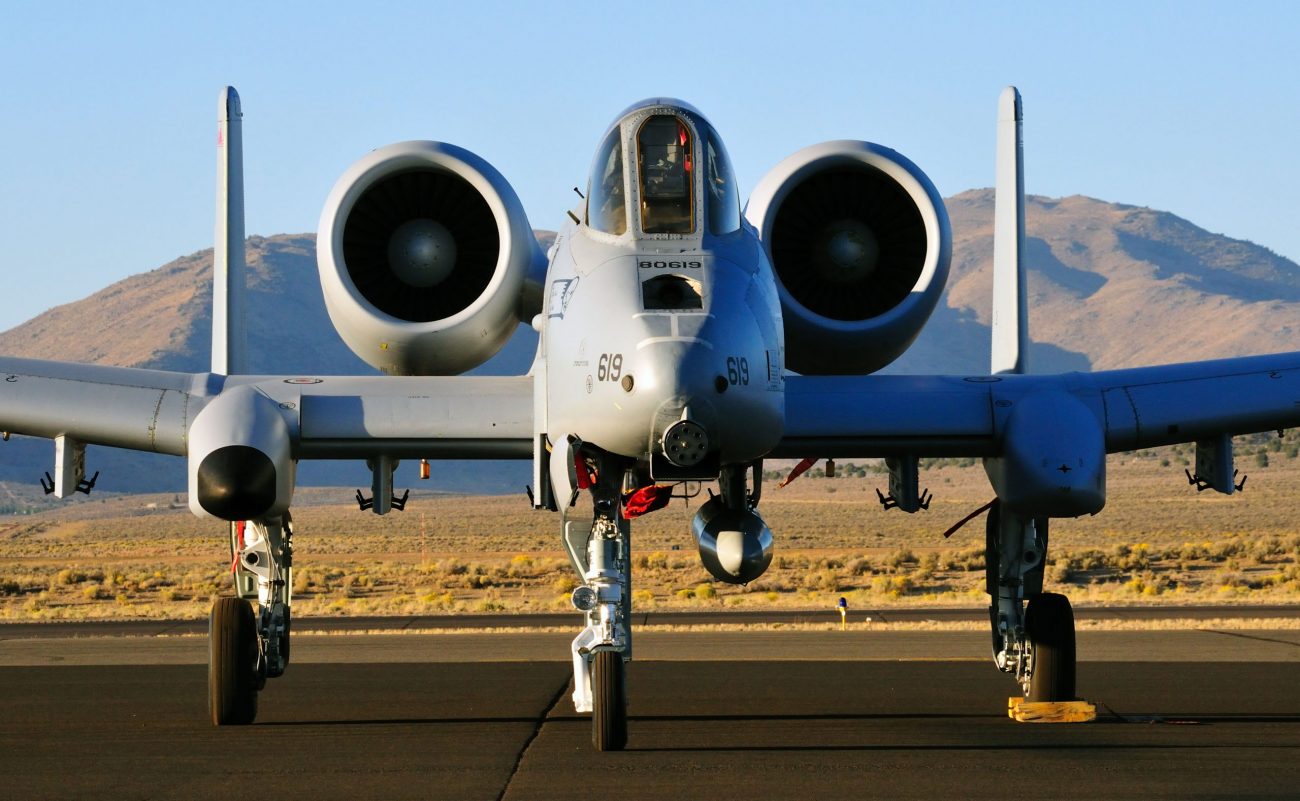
[2,86,1297,751]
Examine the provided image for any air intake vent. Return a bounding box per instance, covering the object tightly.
[770,165,926,321]
[341,170,499,322]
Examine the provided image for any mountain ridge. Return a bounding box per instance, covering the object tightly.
[2,192,1296,493]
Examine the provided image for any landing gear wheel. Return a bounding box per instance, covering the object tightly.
[1025,592,1076,702]
[209,597,259,725]
[591,650,628,751]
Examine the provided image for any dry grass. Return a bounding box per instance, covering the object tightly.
[3,433,1300,621]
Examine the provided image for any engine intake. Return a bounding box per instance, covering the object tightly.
[746,141,951,375]
[319,141,542,375]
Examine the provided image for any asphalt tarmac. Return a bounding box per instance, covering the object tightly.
[4,603,1298,639]
[3,630,1300,799]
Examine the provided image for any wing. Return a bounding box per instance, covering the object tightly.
[254,374,533,460]
[779,351,1300,458]
[1088,352,1300,451]
[777,373,996,458]
[0,356,533,460]
[0,357,205,455]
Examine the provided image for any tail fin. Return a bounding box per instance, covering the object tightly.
[990,86,1028,375]
[212,86,247,375]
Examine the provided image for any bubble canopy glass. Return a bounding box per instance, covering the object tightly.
[585,101,740,238]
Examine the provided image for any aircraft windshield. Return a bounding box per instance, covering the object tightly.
[587,128,627,235]
[703,124,740,235]
[637,115,694,234]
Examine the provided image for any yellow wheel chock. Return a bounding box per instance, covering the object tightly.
[1007,697,1096,723]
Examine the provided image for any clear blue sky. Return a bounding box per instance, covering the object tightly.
[2,1,1298,332]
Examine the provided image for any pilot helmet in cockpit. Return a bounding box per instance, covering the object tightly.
[637,115,694,234]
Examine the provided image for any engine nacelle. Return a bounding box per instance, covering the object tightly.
[746,141,951,375]
[692,497,774,585]
[318,141,543,375]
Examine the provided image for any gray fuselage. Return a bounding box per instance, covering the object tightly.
[540,100,785,472]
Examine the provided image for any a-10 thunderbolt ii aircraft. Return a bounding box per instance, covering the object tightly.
[2,86,1298,751]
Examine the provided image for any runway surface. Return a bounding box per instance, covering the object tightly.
[3,630,1300,799]
[4,603,1299,639]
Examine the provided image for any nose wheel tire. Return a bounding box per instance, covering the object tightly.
[592,650,628,751]
[209,597,259,725]
[1025,592,1076,702]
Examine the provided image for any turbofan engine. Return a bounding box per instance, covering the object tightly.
[318,141,544,375]
[692,497,774,584]
[745,141,951,375]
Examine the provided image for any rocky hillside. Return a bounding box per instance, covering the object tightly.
[893,191,1300,374]
[0,234,544,494]
[0,234,542,376]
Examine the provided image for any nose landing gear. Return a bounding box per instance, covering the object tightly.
[564,450,632,751]
[592,649,628,751]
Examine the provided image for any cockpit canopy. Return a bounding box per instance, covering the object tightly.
[586,100,740,238]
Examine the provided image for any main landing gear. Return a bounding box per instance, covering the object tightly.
[985,501,1076,702]
[1024,592,1076,702]
[564,450,631,751]
[208,596,258,724]
[209,515,293,725]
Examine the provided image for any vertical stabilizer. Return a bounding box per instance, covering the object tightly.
[213,86,247,375]
[991,86,1028,375]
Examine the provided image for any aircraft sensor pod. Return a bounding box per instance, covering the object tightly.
[692,497,774,584]
[746,140,952,375]
[187,385,295,521]
[318,141,545,376]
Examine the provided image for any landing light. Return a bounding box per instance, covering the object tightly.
[571,586,598,611]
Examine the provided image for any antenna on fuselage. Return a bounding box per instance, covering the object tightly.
[991,86,1028,375]
[213,86,247,375]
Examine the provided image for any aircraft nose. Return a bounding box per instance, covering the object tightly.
[633,339,720,463]
[624,308,782,467]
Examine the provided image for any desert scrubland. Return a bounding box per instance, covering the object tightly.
[3,434,1300,621]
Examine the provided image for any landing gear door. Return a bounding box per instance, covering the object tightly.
[548,432,579,511]
[533,434,555,511]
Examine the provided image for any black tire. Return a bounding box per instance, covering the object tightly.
[1025,592,1076,702]
[209,597,259,725]
[591,650,627,751]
